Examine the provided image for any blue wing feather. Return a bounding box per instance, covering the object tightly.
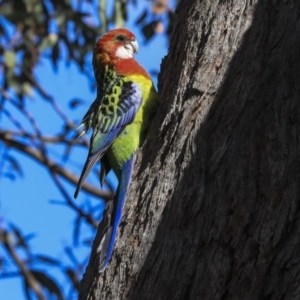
[74,128,122,198]
[74,80,142,198]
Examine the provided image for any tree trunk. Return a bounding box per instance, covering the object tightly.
[79,0,300,299]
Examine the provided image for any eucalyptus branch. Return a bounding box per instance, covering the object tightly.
[1,129,88,149]
[0,130,113,200]
[0,229,46,300]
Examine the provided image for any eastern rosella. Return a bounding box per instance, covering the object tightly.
[74,28,159,271]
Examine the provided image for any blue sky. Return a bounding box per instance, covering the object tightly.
[0,1,171,298]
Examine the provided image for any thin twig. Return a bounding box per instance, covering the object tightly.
[50,173,98,228]
[1,108,27,135]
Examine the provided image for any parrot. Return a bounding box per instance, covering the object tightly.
[74,28,159,271]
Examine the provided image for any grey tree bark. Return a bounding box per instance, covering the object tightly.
[79,0,300,299]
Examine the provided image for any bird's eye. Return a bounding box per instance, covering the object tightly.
[116,35,126,42]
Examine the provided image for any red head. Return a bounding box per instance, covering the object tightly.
[94,28,139,65]
[93,28,150,79]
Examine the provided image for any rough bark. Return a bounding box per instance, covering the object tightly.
[79,0,300,299]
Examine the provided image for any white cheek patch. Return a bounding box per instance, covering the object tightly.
[116,45,134,59]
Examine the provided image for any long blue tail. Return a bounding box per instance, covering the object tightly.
[97,155,134,271]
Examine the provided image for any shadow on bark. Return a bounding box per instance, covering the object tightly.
[131,1,300,299]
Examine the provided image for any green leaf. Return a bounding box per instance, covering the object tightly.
[99,0,107,32]
[55,12,66,27]
[22,82,33,98]
[29,270,63,300]
[4,50,16,68]
[23,278,31,300]
[73,214,81,246]
[114,0,126,28]
[142,21,158,42]
[3,172,16,181]
[65,268,80,291]
[6,155,23,178]
[135,9,148,25]
[35,255,61,266]
[69,98,85,109]
[51,42,60,69]
[38,34,59,51]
